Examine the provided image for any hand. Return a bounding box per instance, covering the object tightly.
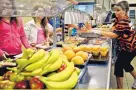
[32,47,37,52]
[46,37,53,43]
[0,52,8,61]
[3,51,9,56]
[30,43,36,47]
[91,30,102,35]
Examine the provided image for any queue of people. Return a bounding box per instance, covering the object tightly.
[0,0,78,59]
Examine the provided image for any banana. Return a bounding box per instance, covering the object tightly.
[28,49,46,64]
[45,62,75,82]
[41,57,63,75]
[60,55,69,66]
[26,48,35,58]
[25,53,50,71]
[21,48,35,59]
[47,72,57,77]
[20,68,43,76]
[45,49,61,65]
[39,71,78,89]
[40,64,51,75]
[47,57,62,72]
[19,49,46,72]
[31,68,43,76]
[16,59,28,69]
[16,59,28,65]
[7,67,17,72]
[20,72,31,76]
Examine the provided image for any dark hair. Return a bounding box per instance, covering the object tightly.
[116,1,129,12]
[0,0,18,24]
[32,5,48,37]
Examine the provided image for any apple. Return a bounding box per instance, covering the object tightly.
[57,63,67,72]
[29,77,44,89]
[15,80,28,89]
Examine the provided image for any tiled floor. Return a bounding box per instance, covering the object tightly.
[111,57,136,89]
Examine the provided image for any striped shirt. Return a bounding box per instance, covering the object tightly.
[112,15,136,52]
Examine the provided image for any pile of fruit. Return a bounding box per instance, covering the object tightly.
[0,48,80,89]
[62,44,89,65]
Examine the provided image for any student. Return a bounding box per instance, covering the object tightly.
[0,0,31,59]
[92,1,136,89]
[24,5,53,46]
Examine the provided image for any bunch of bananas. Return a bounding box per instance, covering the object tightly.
[39,62,78,89]
[8,48,79,89]
[15,48,61,75]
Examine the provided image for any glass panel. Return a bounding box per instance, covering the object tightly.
[0,0,71,17]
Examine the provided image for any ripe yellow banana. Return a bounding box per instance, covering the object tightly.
[31,68,43,76]
[20,68,43,76]
[45,49,61,65]
[41,57,63,75]
[47,72,57,77]
[45,62,75,82]
[28,49,46,64]
[26,48,35,58]
[60,55,69,66]
[21,48,34,59]
[47,57,63,72]
[19,49,46,72]
[39,71,78,89]
[25,53,50,71]
[16,59,28,66]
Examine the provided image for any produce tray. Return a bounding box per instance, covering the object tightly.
[75,54,92,68]
[89,53,109,64]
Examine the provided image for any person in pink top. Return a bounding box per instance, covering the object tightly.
[0,0,31,59]
[24,5,53,47]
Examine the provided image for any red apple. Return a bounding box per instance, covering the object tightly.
[29,77,44,89]
[15,80,28,89]
[57,63,67,72]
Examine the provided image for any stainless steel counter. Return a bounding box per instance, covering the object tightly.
[76,40,112,89]
[88,40,112,89]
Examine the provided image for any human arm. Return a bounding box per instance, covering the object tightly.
[92,18,131,39]
[101,31,118,38]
